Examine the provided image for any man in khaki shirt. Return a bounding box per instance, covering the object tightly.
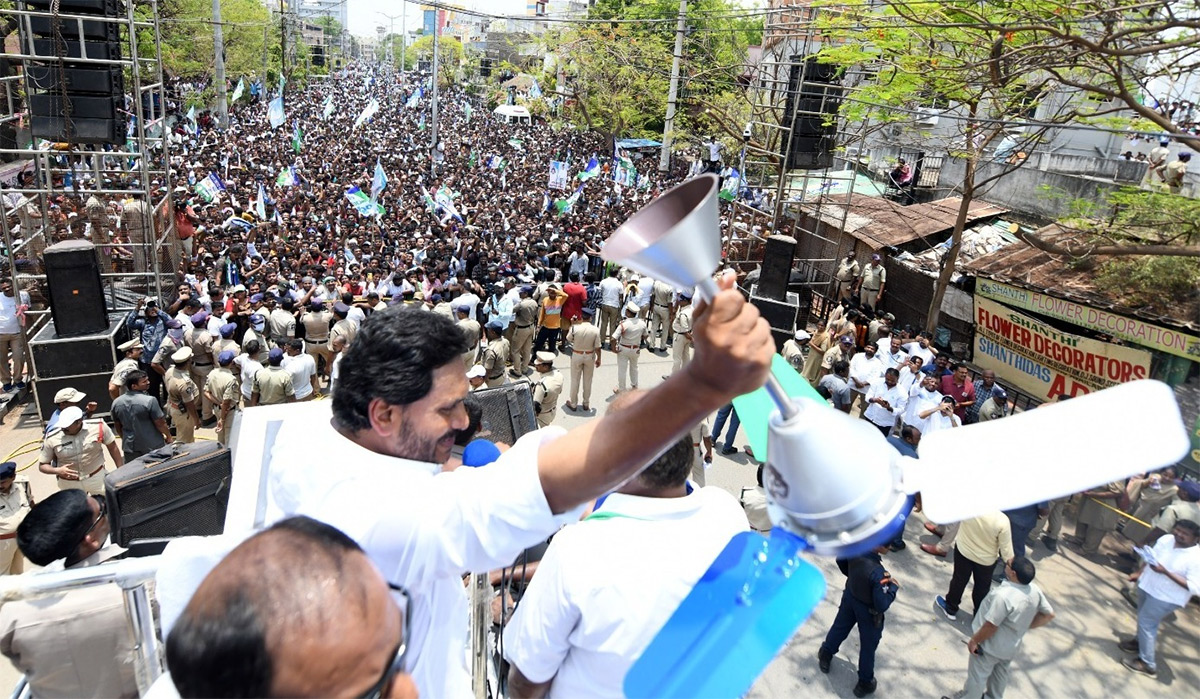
[251,348,296,406]
[565,307,601,412]
[611,302,646,393]
[165,347,201,443]
[0,462,30,575]
[935,511,1015,619]
[205,350,242,446]
[211,323,241,366]
[329,303,358,356]
[509,286,539,378]
[37,406,123,495]
[649,279,675,351]
[855,254,887,308]
[670,291,695,374]
[185,310,216,423]
[481,321,510,389]
[456,304,482,369]
[301,300,334,380]
[530,352,564,428]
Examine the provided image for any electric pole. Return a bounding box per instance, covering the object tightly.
[262,25,269,101]
[212,0,228,127]
[280,1,288,95]
[430,14,439,178]
[400,4,406,73]
[659,0,687,173]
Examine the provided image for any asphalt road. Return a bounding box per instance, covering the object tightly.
[0,344,1193,697]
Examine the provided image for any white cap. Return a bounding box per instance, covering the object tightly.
[795,330,812,342]
[58,406,84,425]
[466,364,486,379]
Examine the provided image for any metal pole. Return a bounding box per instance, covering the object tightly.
[280,1,287,95]
[400,3,406,73]
[658,0,687,173]
[212,0,228,128]
[430,15,439,178]
[262,24,269,101]
[468,572,488,699]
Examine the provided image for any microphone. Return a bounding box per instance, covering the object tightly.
[461,439,501,468]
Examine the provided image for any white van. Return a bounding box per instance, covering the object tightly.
[493,104,532,125]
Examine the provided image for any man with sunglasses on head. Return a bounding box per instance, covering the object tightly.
[0,490,138,697]
[167,517,417,699]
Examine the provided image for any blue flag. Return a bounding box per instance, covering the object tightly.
[576,155,600,181]
[267,97,285,128]
[371,159,388,202]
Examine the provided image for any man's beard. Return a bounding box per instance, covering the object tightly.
[392,427,457,464]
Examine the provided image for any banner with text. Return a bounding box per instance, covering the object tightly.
[973,295,1152,400]
[975,279,1199,362]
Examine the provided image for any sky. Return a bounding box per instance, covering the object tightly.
[344,0,529,38]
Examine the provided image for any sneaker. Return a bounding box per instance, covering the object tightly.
[720,445,738,456]
[1,384,11,392]
[852,679,877,697]
[1118,638,1139,653]
[1041,536,1058,552]
[935,596,956,620]
[1121,656,1156,677]
[817,648,832,674]
[14,381,25,389]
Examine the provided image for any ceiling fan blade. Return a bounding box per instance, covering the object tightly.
[913,380,1188,524]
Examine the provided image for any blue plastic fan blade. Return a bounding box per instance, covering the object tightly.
[623,528,826,699]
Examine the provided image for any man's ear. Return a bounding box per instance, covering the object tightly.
[367,398,404,438]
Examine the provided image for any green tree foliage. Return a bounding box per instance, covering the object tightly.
[1095,256,1200,310]
[410,35,464,87]
[158,0,274,79]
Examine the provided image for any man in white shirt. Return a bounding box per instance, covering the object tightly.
[503,391,749,698]
[170,274,772,699]
[236,340,265,403]
[0,277,30,391]
[281,339,319,400]
[876,335,908,371]
[848,342,884,415]
[903,373,943,431]
[597,269,624,343]
[1120,519,1200,677]
[863,368,907,437]
[902,331,937,369]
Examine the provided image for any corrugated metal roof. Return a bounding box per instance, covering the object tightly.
[962,223,1200,332]
[799,195,1008,249]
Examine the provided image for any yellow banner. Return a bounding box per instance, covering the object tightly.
[975,279,1200,362]
[973,296,1152,401]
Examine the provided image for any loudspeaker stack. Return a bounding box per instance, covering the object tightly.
[23,0,126,144]
[782,57,842,171]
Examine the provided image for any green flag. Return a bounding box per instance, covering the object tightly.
[468,150,477,168]
[292,122,303,153]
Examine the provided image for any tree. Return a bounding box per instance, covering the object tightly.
[158,0,274,79]
[814,0,1200,330]
[410,35,464,88]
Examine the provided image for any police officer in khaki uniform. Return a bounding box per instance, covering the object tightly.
[108,339,143,400]
[509,286,538,378]
[480,321,510,388]
[455,304,482,369]
[329,303,358,358]
[834,251,860,301]
[185,311,216,423]
[670,291,695,374]
[611,301,646,393]
[855,253,887,308]
[649,279,675,351]
[301,300,334,380]
[205,350,242,446]
[37,406,123,495]
[151,318,185,391]
[211,323,241,366]
[0,462,31,575]
[165,347,201,444]
[244,314,271,362]
[564,307,601,412]
[530,352,564,428]
[269,297,298,346]
[251,348,296,406]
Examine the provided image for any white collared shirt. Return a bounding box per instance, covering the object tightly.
[502,487,748,698]
[848,352,884,394]
[1138,535,1200,606]
[266,406,584,699]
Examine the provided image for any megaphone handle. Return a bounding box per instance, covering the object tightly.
[696,279,799,422]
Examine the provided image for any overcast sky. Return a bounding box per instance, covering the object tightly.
[344,0,529,38]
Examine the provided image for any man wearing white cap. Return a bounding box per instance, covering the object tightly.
[44,387,97,435]
[108,338,143,400]
[165,347,201,444]
[466,364,487,392]
[531,352,564,428]
[37,406,122,495]
[611,301,646,393]
[782,329,811,372]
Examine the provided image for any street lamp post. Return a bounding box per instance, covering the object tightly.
[378,10,404,71]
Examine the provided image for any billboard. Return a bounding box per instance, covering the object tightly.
[973,295,1152,401]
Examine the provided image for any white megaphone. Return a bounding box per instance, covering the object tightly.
[601,174,723,297]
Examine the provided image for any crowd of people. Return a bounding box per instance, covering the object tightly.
[0,60,1196,699]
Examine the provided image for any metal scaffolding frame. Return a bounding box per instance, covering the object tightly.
[733,2,874,311]
[0,0,175,338]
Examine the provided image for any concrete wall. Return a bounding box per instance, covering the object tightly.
[935,157,1131,220]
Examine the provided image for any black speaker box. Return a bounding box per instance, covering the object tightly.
[29,15,120,41]
[31,38,121,61]
[470,382,538,446]
[31,114,122,144]
[43,239,108,336]
[29,93,121,121]
[32,371,114,420]
[750,286,800,353]
[758,235,797,301]
[787,136,838,170]
[105,442,232,547]
[26,64,122,94]
[29,312,125,379]
[25,0,122,13]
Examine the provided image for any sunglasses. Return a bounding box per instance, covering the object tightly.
[74,495,107,553]
[359,583,412,699]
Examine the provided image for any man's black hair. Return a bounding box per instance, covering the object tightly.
[166,517,362,698]
[885,367,900,379]
[638,434,694,490]
[287,338,304,351]
[1010,556,1036,584]
[832,359,849,376]
[17,490,93,566]
[1176,519,1200,536]
[244,339,261,356]
[333,307,469,432]
[124,369,148,388]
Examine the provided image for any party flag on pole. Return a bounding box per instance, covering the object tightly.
[371,159,388,202]
[576,155,600,181]
[231,78,245,103]
[267,97,285,128]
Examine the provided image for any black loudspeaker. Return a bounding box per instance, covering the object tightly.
[312,45,325,67]
[30,313,129,420]
[105,442,232,547]
[23,0,125,144]
[470,383,538,446]
[32,372,113,420]
[782,56,842,171]
[750,285,801,353]
[758,235,797,301]
[43,239,108,336]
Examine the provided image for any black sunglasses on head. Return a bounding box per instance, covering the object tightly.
[359,583,411,699]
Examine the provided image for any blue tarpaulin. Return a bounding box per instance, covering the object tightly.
[615,138,662,150]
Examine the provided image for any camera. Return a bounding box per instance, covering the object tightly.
[742,123,753,141]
